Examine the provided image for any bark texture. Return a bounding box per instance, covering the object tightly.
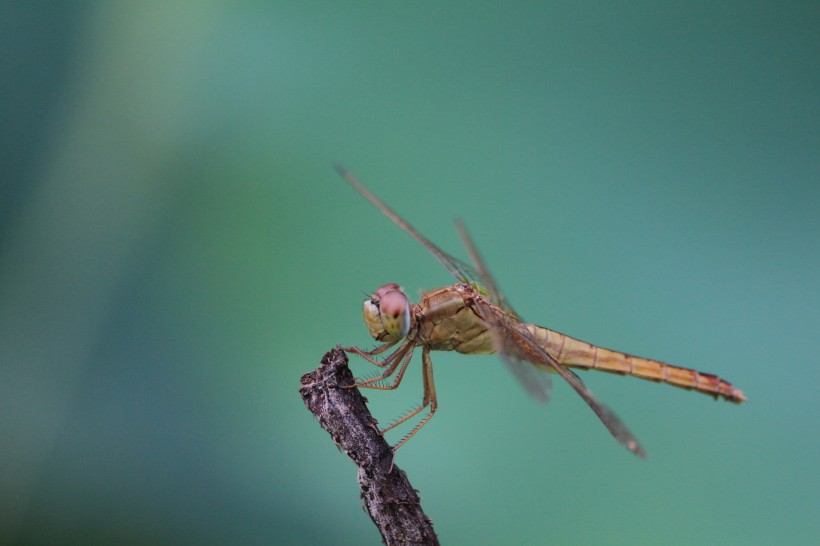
[299,347,439,546]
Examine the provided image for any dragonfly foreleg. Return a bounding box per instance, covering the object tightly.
[343,338,399,367]
[354,341,415,390]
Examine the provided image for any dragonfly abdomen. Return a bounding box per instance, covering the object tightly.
[527,325,746,403]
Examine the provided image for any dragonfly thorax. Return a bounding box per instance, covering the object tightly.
[362,283,412,342]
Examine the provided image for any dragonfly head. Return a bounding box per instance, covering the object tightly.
[363,283,412,342]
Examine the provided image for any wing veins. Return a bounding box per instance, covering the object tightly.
[456,221,647,459]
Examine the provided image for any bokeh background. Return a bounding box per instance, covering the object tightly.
[2,2,818,544]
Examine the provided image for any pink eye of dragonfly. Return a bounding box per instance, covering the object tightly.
[363,283,413,341]
[335,165,746,458]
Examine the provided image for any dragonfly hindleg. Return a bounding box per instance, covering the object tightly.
[387,346,438,451]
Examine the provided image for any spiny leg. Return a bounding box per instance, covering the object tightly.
[389,346,439,451]
[379,347,431,433]
[346,339,439,450]
[343,338,399,368]
[355,341,415,390]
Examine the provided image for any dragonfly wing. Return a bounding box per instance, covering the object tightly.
[336,165,474,284]
[457,223,647,459]
[336,167,513,309]
[500,350,553,403]
[455,220,519,315]
[486,304,647,458]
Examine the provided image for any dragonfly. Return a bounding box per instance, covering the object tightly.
[335,165,746,458]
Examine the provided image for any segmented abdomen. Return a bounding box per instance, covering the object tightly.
[526,324,746,403]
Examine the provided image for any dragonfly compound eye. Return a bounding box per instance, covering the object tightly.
[362,283,411,341]
[379,289,411,338]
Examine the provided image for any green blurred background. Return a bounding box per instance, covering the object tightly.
[2,2,818,544]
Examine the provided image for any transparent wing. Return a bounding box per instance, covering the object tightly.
[335,165,474,285]
[336,165,522,314]
[502,356,553,403]
[456,222,647,459]
[454,219,520,317]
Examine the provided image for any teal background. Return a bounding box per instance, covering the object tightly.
[2,2,818,545]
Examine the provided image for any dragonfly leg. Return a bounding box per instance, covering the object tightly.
[343,339,399,367]
[388,346,439,451]
[354,341,415,390]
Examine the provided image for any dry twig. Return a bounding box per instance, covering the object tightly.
[299,347,439,546]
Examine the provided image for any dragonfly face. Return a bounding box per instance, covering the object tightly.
[363,283,413,342]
